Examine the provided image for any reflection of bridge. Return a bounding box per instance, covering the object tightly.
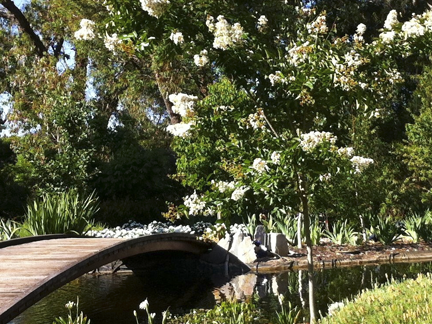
[0,233,223,324]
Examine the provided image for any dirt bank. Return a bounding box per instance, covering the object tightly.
[250,242,432,273]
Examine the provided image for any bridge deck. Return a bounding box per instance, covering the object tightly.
[0,234,212,324]
[0,238,124,320]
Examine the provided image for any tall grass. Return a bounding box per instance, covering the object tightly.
[23,190,99,236]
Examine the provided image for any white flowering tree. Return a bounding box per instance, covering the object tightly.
[94,1,432,321]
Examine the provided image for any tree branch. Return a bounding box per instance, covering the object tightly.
[1,0,47,57]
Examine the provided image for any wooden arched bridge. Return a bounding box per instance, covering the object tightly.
[0,233,247,324]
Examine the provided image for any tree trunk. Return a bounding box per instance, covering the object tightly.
[297,212,303,249]
[300,181,317,323]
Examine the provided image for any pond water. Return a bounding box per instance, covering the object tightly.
[9,261,432,324]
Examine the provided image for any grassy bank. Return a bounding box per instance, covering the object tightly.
[320,273,432,324]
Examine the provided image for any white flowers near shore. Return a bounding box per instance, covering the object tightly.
[86,220,249,239]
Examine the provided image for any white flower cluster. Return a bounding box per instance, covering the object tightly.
[74,19,96,40]
[287,41,311,67]
[402,18,425,38]
[194,49,209,67]
[268,71,286,86]
[168,93,198,117]
[384,10,399,30]
[257,15,268,32]
[206,15,244,50]
[252,158,269,174]
[140,0,170,18]
[354,23,366,42]
[299,131,337,152]
[328,301,345,316]
[247,109,266,130]
[231,186,249,201]
[183,191,206,216]
[306,14,328,34]
[350,156,374,173]
[271,151,281,164]
[332,51,363,91]
[386,68,403,84]
[104,33,122,52]
[166,122,192,137]
[380,30,396,43]
[170,31,184,45]
[319,173,332,182]
[211,180,236,193]
[337,147,354,158]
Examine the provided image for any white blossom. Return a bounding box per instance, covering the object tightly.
[356,23,367,35]
[166,122,192,137]
[379,30,396,43]
[257,15,268,32]
[139,299,149,310]
[65,301,75,310]
[183,191,206,216]
[287,41,310,67]
[319,173,332,182]
[402,18,425,38]
[231,186,249,201]
[104,33,122,52]
[247,109,266,130]
[168,93,198,117]
[194,50,209,67]
[384,10,399,30]
[271,151,281,164]
[252,158,269,174]
[74,19,96,40]
[212,180,236,193]
[328,301,344,316]
[140,0,170,17]
[207,15,244,50]
[306,14,328,34]
[299,131,337,152]
[350,156,374,173]
[268,71,285,86]
[170,31,184,45]
[337,147,354,158]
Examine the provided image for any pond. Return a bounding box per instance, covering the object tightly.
[9,261,432,324]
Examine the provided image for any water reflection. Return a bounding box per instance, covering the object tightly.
[10,261,432,324]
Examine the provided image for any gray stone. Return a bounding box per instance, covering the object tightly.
[267,233,289,256]
[254,225,267,246]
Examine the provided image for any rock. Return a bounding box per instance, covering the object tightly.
[237,236,256,263]
[267,233,289,256]
[254,225,267,246]
[229,230,245,257]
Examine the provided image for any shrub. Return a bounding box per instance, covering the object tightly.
[367,215,404,245]
[404,210,432,243]
[324,220,358,245]
[22,190,99,236]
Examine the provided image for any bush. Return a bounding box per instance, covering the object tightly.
[22,190,99,236]
[320,273,432,324]
[0,218,21,241]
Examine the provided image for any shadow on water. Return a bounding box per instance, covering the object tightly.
[10,259,432,324]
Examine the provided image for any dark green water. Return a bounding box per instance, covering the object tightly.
[9,261,432,324]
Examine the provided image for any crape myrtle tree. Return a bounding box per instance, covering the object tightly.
[0,0,182,222]
[92,1,432,320]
